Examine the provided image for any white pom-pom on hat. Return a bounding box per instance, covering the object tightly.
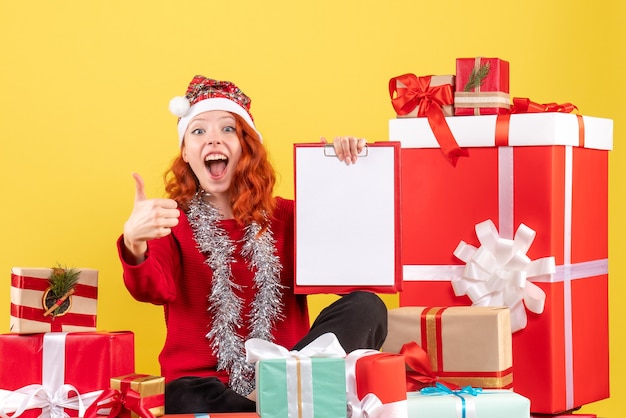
[169,96,190,117]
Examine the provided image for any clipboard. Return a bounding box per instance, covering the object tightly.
[293,141,402,294]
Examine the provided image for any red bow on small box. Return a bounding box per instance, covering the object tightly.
[400,341,459,392]
[389,74,469,166]
[510,97,578,114]
[85,385,162,418]
[495,97,584,147]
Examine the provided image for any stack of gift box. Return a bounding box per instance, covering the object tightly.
[0,57,612,418]
[0,267,165,418]
[384,56,612,417]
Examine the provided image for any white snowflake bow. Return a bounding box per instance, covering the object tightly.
[452,219,556,332]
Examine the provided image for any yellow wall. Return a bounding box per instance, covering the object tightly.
[1,0,623,416]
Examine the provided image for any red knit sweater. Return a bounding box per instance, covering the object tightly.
[117,197,310,384]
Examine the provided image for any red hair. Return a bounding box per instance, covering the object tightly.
[164,113,277,231]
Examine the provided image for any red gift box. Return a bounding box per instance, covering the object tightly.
[454,57,510,115]
[10,267,98,333]
[0,331,135,418]
[390,113,612,414]
[345,350,408,417]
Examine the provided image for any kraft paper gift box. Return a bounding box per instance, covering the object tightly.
[0,331,135,418]
[407,384,530,418]
[10,267,98,333]
[390,74,455,117]
[245,333,347,418]
[454,57,510,115]
[345,349,408,417]
[381,306,513,390]
[389,74,468,166]
[389,113,612,413]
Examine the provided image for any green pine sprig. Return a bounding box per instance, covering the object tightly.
[463,61,491,92]
[47,264,80,299]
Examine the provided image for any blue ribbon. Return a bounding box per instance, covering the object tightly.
[420,382,483,418]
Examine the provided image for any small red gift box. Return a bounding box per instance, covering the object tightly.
[390,113,612,414]
[345,350,408,417]
[454,57,510,115]
[10,267,98,333]
[0,331,135,418]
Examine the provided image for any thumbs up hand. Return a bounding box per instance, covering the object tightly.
[123,173,180,262]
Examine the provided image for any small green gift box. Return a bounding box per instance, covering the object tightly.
[246,333,347,418]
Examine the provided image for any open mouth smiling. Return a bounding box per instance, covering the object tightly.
[205,153,228,177]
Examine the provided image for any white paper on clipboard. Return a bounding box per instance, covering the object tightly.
[294,142,400,291]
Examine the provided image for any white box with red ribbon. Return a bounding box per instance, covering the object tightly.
[390,112,612,414]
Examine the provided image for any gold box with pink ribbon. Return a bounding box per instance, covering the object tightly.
[389,109,612,414]
[10,266,98,333]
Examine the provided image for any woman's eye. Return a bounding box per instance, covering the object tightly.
[191,128,205,135]
[223,126,236,133]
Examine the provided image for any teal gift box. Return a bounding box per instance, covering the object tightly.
[256,357,346,418]
[246,332,347,418]
[407,384,530,418]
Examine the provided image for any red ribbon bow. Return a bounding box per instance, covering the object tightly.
[510,97,578,114]
[496,97,584,147]
[389,74,469,166]
[84,387,157,418]
[400,341,459,392]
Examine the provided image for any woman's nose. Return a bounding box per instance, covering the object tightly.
[207,135,221,145]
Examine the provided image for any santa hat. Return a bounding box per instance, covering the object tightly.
[169,75,262,146]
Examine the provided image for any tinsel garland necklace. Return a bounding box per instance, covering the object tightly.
[187,191,285,396]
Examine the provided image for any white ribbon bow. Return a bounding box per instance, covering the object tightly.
[0,384,102,418]
[345,350,384,418]
[245,332,346,362]
[453,219,555,332]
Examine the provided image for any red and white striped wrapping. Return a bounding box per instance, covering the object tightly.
[10,267,98,333]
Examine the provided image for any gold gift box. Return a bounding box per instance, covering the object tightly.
[110,373,165,418]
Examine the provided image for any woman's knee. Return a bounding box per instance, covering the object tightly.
[345,290,388,320]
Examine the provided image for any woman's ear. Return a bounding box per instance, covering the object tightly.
[181,144,188,162]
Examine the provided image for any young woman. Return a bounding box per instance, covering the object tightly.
[118,75,387,413]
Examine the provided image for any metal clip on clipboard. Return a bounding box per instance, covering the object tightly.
[323,143,369,157]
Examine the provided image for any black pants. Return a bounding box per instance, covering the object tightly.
[165,290,388,413]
